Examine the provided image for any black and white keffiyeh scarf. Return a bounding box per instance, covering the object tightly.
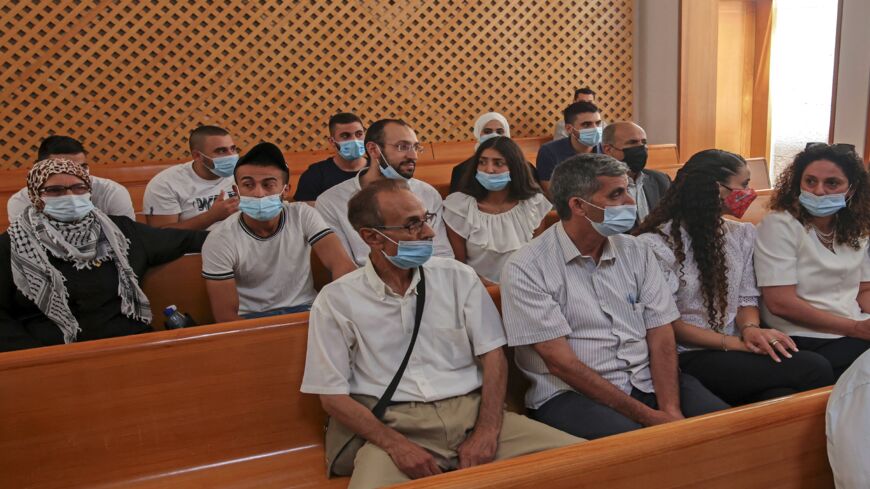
[7,205,152,344]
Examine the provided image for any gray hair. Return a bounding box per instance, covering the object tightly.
[551,153,628,219]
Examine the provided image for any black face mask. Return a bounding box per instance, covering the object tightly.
[620,145,648,173]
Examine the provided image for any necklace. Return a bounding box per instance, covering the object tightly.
[812,225,835,250]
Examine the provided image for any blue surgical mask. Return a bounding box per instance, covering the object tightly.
[799,190,849,217]
[577,127,603,147]
[239,194,284,221]
[204,153,239,178]
[42,194,95,222]
[337,140,365,161]
[475,171,511,191]
[377,152,408,181]
[374,230,433,269]
[581,198,637,236]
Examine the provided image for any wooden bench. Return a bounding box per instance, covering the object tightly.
[0,314,344,489]
[0,312,834,489]
[392,387,835,489]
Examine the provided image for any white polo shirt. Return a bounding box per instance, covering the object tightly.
[143,161,233,227]
[201,203,332,315]
[754,211,870,339]
[301,257,506,402]
[7,176,135,222]
[314,170,454,266]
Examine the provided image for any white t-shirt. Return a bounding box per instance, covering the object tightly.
[301,257,506,402]
[143,161,233,226]
[754,211,870,338]
[442,192,551,283]
[7,176,135,222]
[827,349,870,489]
[314,171,454,266]
[201,203,332,315]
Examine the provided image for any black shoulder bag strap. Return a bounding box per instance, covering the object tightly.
[325,267,427,477]
[371,266,426,419]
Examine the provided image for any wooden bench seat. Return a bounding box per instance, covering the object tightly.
[0,311,834,489]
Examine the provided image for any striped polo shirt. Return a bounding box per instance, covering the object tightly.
[501,221,679,409]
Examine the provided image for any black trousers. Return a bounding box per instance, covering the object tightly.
[529,373,728,440]
[678,349,834,406]
[791,336,870,380]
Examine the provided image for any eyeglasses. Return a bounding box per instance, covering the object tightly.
[372,212,437,234]
[805,142,856,155]
[384,142,425,154]
[38,184,90,197]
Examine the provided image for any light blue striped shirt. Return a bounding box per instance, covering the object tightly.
[501,222,680,409]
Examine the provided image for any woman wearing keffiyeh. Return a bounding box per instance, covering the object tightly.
[0,158,208,351]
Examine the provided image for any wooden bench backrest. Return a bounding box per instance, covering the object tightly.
[0,316,321,489]
[0,316,833,489]
[395,387,834,489]
[141,254,214,328]
[746,157,772,190]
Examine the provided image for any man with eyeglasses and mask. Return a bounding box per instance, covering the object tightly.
[7,136,135,222]
[302,179,581,488]
[144,125,240,230]
[602,122,670,224]
[315,119,453,266]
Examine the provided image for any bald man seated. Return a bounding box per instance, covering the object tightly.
[602,122,671,224]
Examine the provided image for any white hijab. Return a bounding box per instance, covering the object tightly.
[473,112,511,147]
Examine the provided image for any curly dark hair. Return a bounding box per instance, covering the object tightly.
[637,149,747,332]
[769,144,870,249]
[456,136,541,201]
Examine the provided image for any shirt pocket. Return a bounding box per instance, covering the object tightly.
[430,327,473,365]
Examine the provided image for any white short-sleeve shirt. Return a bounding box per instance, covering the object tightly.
[314,171,454,266]
[143,161,233,227]
[201,203,332,315]
[442,192,551,283]
[301,257,506,402]
[826,349,870,489]
[7,176,135,221]
[754,211,870,339]
[639,219,760,352]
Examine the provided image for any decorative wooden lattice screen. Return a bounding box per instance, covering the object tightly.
[0,0,633,168]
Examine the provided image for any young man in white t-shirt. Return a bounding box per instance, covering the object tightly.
[7,136,135,222]
[201,142,357,322]
[315,118,454,266]
[144,125,240,230]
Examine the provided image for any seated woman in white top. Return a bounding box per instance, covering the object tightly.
[443,136,551,284]
[638,149,833,405]
[755,143,870,379]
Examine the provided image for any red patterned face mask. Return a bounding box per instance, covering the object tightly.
[722,186,757,218]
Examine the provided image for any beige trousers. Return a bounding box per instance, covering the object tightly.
[348,393,583,489]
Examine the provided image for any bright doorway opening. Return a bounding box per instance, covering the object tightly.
[769,0,839,179]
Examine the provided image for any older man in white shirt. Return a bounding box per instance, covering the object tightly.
[501,153,728,440]
[301,179,579,489]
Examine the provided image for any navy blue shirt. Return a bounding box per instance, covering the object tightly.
[293,157,365,202]
[535,138,603,181]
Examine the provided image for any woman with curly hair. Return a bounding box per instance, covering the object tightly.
[755,144,870,379]
[637,149,833,405]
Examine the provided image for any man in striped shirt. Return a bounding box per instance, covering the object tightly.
[501,153,728,439]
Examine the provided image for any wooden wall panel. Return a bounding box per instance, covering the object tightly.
[0,1,633,169]
[679,0,718,162]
